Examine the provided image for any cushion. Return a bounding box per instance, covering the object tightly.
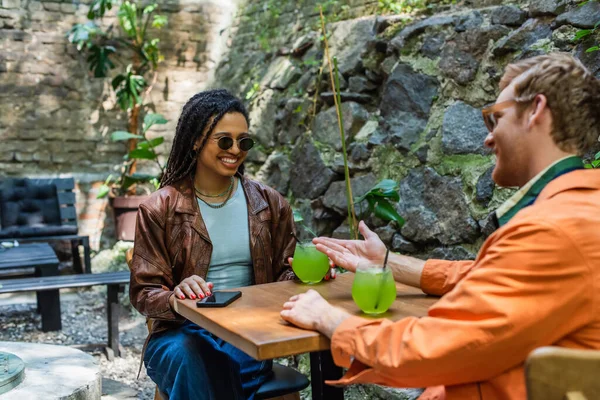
[255,363,310,399]
[0,179,77,238]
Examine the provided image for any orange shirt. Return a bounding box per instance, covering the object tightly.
[329,170,600,400]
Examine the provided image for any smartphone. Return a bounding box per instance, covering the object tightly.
[196,290,242,308]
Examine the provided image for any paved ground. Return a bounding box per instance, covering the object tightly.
[0,289,155,399]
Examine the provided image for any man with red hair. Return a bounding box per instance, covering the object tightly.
[281,53,600,399]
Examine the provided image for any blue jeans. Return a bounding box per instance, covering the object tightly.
[144,321,272,400]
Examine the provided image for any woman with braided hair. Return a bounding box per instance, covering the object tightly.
[129,89,299,399]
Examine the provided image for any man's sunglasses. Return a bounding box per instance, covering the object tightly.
[212,136,255,152]
[481,97,535,132]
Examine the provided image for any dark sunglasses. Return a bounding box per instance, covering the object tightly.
[213,136,255,151]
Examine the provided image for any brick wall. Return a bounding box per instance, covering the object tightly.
[0,0,240,249]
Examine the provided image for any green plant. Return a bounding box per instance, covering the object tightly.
[67,0,167,197]
[378,0,455,14]
[584,151,600,169]
[97,113,167,198]
[574,1,599,52]
[355,180,405,226]
[319,7,404,239]
[245,82,261,100]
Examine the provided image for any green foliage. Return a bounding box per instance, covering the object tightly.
[245,82,260,100]
[112,65,146,111]
[355,180,405,227]
[574,2,599,52]
[253,0,287,51]
[584,151,600,169]
[87,0,114,19]
[87,44,116,77]
[68,0,167,197]
[97,113,167,198]
[378,0,455,14]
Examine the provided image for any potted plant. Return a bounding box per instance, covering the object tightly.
[98,113,167,240]
[67,0,167,240]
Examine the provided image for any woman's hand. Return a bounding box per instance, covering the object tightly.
[287,257,337,280]
[312,221,387,273]
[173,275,214,300]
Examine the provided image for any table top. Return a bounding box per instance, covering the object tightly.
[174,272,438,360]
[0,243,59,270]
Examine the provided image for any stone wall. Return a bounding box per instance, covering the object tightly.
[214,0,600,260]
[0,0,239,248]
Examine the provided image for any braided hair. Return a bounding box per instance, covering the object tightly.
[160,89,250,188]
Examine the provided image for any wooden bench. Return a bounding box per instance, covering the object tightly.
[0,271,130,360]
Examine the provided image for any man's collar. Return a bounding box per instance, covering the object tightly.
[495,155,585,226]
[538,168,600,201]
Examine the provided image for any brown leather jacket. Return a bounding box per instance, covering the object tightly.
[129,174,297,333]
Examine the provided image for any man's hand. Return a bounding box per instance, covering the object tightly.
[312,221,387,273]
[288,257,337,280]
[281,289,351,338]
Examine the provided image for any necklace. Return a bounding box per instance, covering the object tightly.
[194,176,234,198]
[196,179,235,209]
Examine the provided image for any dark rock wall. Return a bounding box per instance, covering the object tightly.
[214,0,600,259]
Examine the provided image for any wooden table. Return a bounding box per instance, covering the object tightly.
[174,272,437,400]
[0,243,61,331]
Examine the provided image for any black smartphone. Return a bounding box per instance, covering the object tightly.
[196,290,242,308]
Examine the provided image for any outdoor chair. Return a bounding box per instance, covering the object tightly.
[125,249,309,400]
[0,178,91,274]
[525,346,600,400]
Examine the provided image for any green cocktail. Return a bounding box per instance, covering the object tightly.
[352,265,396,315]
[292,242,330,284]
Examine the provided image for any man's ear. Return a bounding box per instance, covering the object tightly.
[528,94,549,129]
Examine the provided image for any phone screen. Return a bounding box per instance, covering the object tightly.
[196,290,242,308]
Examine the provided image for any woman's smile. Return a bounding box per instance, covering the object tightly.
[219,156,240,168]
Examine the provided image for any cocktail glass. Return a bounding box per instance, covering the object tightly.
[292,242,330,284]
[352,262,396,315]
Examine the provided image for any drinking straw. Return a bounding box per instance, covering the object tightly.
[374,249,390,311]
[291,231,302,244]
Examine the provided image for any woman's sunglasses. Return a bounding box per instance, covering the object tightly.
[213,136,255,152]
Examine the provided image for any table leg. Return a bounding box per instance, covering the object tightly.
[39,264,61,332]
[82,237,92,274]
[71,239,83,274]
[107,284,122,357]
[309,350,343,400]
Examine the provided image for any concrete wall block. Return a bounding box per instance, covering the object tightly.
[27,1,43,11]
[1,0,20,9]
[41,2,60,11]
[59,2,77,13]
[32,151,51,162]
[0,152,14,161]
[14,151,34,162]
